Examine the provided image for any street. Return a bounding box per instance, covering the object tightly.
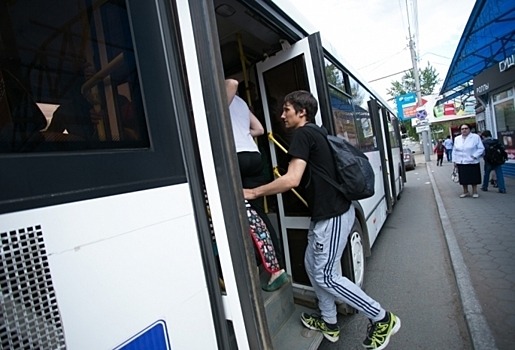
[319,159,472,349]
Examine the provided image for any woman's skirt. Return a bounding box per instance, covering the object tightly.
[457,163,481,185]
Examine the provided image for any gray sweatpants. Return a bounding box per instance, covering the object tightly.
[304,208,386,324]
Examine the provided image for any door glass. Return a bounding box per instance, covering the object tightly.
[0,0,149,152]
[262,54,310,216]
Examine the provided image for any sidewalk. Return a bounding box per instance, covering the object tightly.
[421,154,515,350]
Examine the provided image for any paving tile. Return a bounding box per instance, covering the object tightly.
[421,154,515,350]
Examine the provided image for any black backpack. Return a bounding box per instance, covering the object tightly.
[484,140,507,166]
[306,124,375,200]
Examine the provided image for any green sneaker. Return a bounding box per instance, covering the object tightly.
[363,312,401,350]
[300,313,340,342]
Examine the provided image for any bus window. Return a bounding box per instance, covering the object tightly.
[386,110,401,149]
[328,86,359,146]
[0,0,149,152]
[324,60,349,95]
[350,77,376,152]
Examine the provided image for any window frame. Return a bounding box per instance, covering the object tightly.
[0,0,189,214]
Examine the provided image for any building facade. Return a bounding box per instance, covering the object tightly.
[474,54,515,177]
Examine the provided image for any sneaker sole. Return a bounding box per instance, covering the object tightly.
[366,317,401,350]
[300,318,339,343]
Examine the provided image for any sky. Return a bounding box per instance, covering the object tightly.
[287,0,476,108]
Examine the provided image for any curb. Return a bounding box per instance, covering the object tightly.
[426,163,498,350]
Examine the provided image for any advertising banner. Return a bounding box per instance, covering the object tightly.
[395,93,417,121]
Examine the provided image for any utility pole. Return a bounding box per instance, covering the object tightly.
[406,0,430,161]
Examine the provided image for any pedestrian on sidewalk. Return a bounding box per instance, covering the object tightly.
[434,140,445,166]
[480,131,498,188]
[443,135,453,161]
[452,123,485,198]
[244,90,400,348]
[480,130,507,193]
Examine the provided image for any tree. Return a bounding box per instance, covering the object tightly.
[386,62,441,99]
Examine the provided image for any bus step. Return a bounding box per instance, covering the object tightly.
[271,306,324,350]
[260,272,323,349]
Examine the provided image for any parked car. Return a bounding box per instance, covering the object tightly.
[403,147,416,170]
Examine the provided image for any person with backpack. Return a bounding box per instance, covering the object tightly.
[226,79,287,291]
[434,139,445,166]
[243,90,400,349]
[480,130,507,193]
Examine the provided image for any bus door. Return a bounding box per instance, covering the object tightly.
[369,99,393,213]
[255,32,332,295]
[383,108,403,204]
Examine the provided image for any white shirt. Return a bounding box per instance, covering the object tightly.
[443,138,453,149]
[229,95,259,153]
[452,133,484,164]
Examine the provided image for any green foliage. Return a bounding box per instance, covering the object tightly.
[387,62,441,99]
[402,121,419,140]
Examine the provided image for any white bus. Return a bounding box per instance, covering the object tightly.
[0,0,404,349]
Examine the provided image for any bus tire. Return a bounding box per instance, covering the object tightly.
[397,171,403,200]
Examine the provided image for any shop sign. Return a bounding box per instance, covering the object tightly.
[474,55,515,96]
[499,54,515,73]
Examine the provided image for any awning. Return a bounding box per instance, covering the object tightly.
[439,0,515,99]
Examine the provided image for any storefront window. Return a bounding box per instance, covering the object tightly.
[493,87,515,132]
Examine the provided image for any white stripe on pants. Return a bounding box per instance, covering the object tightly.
[304,208,385,324]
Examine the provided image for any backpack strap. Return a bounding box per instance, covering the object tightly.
[303,123,346,195]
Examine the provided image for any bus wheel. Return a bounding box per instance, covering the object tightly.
[348,219,365,288]
[397,174,403,200]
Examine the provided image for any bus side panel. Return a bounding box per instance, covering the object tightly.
[1,185,218,349]
[357,150,389,246]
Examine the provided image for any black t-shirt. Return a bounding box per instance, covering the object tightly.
[288,123,350,221]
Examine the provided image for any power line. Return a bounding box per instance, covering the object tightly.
[420,52,451,60]
[369,69,411,83]
[358,48,408,70]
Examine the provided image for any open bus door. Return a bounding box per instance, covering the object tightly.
[257,32,325,296]
[255,33,361,312]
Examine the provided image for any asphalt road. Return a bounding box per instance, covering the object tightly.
[319,165,472,349]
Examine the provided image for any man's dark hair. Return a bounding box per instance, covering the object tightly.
[482,130,492,138]
[283,90,318,121]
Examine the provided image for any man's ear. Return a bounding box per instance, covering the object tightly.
[299,108,307,118]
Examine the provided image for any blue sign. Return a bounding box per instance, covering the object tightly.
[416,108,427,120]
[115,321,171,350]
[395,93,417,121]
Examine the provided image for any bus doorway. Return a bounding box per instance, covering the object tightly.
[214,0,366,313]
[256,35,322,289]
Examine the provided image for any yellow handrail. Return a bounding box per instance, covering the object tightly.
[272,167,308,207]
[269,131,308,207]
[268,132,288,154]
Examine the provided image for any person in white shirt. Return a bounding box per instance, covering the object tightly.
[225,79,287,291]
[443,135,453,162]
[452,124,485,198]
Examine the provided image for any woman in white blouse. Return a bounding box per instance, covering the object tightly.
[452,124,485,198]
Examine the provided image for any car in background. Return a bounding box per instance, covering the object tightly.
[403,147,416,170]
